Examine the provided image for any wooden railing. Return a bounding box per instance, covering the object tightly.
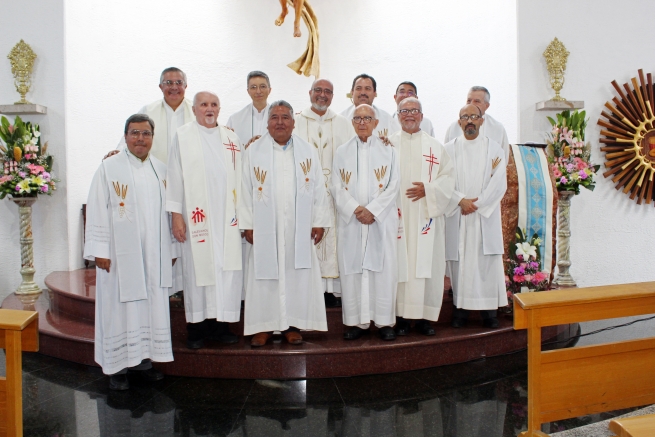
[513,282,655,437]
[0,309,39,437]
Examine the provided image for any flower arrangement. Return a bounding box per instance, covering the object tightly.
[0,116,57,199]
[546,109,600,194]
[505,228,550,303]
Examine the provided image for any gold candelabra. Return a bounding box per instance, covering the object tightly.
[8,40,37,105]
[543,37,569,102]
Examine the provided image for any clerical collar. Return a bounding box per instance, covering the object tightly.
[126,148,149,163]
[275,137,293,150]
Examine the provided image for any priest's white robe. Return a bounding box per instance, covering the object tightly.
[239,134,331,335]
[84,150,176,375]
[444,136,508,310]
[332,136,401,327]
[294,107,355,294]
[226,103,270,145]
[167,121,243,323]
[390,130,455,321]
[444,113,510,161]
[340,104,401,138]
[392,112,435,137]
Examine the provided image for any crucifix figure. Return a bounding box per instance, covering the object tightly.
[273,0,320,77]
[276,0,304,37]
[423,147,439,182]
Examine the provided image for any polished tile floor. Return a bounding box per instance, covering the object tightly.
[1,343,649,437]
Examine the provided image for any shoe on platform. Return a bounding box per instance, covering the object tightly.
[378,326,396,341]
[130,367,164,382]
[109,374,129,391]
[251,332,273,347]
[415,320,435,336]
[343,326,370,340]
[482,317,500,329]
[324,293,342,308]
[394,319,411,336]
[186,338,204,349]
[284,330,303,345]
[209,331,239,344]
[451,318,467,328]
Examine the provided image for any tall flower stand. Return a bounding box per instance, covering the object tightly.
[554,190,577,287]
[12,197,42,295]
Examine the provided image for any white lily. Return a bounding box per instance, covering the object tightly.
[515,242,537,260]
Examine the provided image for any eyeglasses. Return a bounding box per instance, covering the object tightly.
[312,87,333,95]
[249,84,270,91]
[128,129,153,138]
[398,108,422,115]
[353,116,374,124]
[459,114,482,121]
[397,90,416,96]
[161,80,184,86]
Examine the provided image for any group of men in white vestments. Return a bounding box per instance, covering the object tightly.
[86,65,512,389]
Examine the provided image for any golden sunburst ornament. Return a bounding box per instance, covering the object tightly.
[598,69,655,204]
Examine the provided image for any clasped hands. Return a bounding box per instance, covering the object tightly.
[354,206,375,225]
[244,228,324,245]
[459,197,478,215]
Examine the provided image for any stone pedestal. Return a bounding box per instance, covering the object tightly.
[554,191,577,287]
[12,198,42,295]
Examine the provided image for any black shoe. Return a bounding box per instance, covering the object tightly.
[130,367,164,382]
[187,338,204,349]
[343,326,370,340]
[109,374,129,391]
[324,293,342,308]
[451,318,467,328]
[415,320,435,336]
[379,326,396,341]
[482,317,500,329]
[210,331,239,344]
[394,318,411,336]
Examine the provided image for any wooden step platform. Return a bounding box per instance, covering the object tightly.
[610,413,655,437]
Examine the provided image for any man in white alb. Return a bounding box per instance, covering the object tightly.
[444,86,509,161]
[340,74,400,139]
[85,114,177,390]
[294,78,354,308]
[444,104,508,328]
[167,91,244,349]
[391,82,435,137]
[389,97,455,336]
[240,100,331,347]
[332,104,401,341]
[227,70,272,147]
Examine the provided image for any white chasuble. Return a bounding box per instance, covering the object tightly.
[340,104,401,139]
[294,107,355,279]
[444,113,510,162]
[226,103,270,145]
[84,150,175,375]
[444,136,508,310]
[331,136,401,327]
[390,130,456,321]
[239,133,331,335]
[141,99,194,164]
[167,121,243,323]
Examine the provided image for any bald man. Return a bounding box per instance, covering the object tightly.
[294,79,355,308]
[167,91,244,349]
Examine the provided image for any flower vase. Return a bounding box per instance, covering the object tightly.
[520,286,531,293]
[554,190,577,287]
[12,197,42,295]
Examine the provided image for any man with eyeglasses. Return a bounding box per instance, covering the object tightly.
[240,101,330,347]
[293,79,354,309]
[444,104,508,329]
[85,114,178,390]
[332,104,401,341]
[391,82,435,137]
[167,91,244,349]
[444,86,510,161]
[340,74,400,139]
[227,71,272,148]
[388,98,455,336]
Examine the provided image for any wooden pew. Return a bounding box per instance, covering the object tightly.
[609,413,655,437]
[0,309,39,437]
[513,282,655,437]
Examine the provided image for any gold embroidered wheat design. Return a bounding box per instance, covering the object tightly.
[374,166,387,182]
[492,157,501,170]
[300,159,312,175]
[112,181,130,219]
[339,168,351,190]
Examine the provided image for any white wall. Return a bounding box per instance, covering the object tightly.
[0,0,68,303]
[518,0,655,287]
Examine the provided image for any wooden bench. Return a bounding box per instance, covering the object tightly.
[609,413,655,437]
[513,282,655,437]
[0,309,39,437]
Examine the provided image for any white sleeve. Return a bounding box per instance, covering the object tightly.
[166,133,185,214]
[83,165,112,260]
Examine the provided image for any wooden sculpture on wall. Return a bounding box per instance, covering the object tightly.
[598,69,655,204]
[275,0,320,78]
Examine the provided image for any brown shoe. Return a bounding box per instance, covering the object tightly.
[284,330,303,345]
[251,332,273,347]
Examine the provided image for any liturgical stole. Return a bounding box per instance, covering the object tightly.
[249,133,315,280]
[144,99,193,162]
[103,149,171,302]
[177,122,242,287]
[335,137,395,275]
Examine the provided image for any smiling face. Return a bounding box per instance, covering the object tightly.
[159,71,187,110]
[352,77,376,107]
[309,79,334,113]
[267,105,295,144]
[394,83,417,105]
[398,99,423,134]
[466,90,490,115]
[247,76,272,107]
[192,92,221,128]
[352,104,378,141]
[125,121,153,160]
[458,104,484,140]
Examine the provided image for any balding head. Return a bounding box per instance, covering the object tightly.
[192,91,221,128]
[352,104,379,142]
[458,104,484,140]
